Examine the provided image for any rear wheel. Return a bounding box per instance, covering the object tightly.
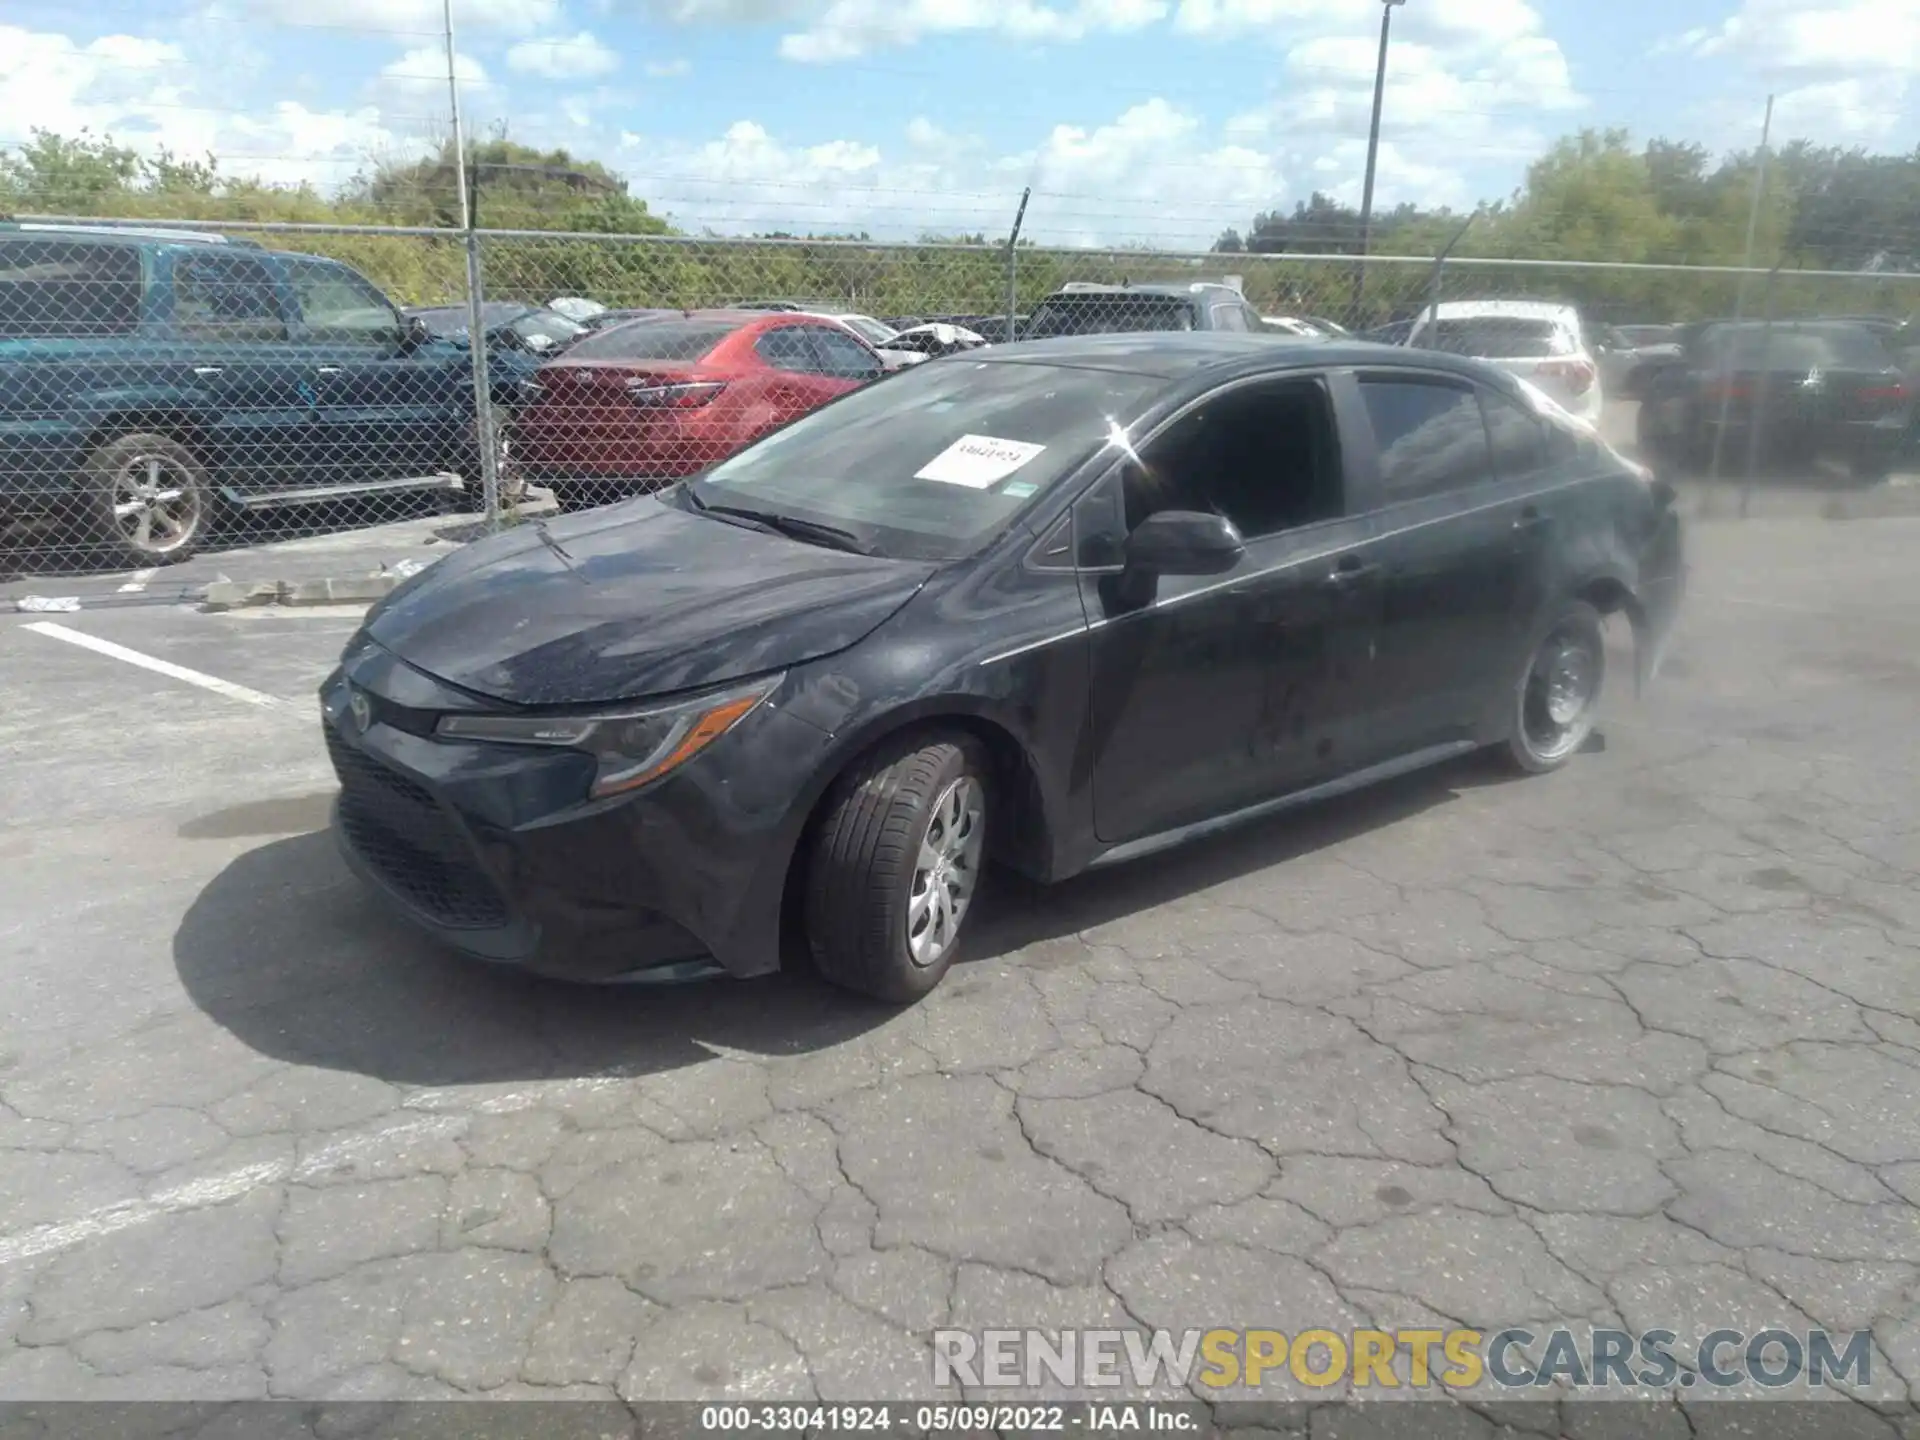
[1500,601,1606,774]
[450,414,522,513]
[83,433,212,567]
[804,734,988,1002]
[1850,450,1895,485]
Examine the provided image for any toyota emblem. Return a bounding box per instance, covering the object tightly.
[349,688,372,732]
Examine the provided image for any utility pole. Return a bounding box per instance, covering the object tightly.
[1005,187,1031,344]
[1707,93,1775,488]
[444,0,502,529]
[1352,0,1406,318]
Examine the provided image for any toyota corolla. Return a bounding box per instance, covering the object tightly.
[321,333,1684,1002]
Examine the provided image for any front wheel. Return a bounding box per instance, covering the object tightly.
[83,432,213,567]
[1500,601,1606,774]
[804,734,989,1002]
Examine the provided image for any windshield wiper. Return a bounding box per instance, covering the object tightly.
[686,496,872,555]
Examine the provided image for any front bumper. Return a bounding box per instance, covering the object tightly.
[320,646,831,982]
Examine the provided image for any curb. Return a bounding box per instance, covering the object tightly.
[3,489,560,616]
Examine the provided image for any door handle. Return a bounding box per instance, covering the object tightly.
[1514,506,1549,531]
[315,366,343,376]
[191,365,223,376]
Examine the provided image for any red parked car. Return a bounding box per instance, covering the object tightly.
[514,309,887,507]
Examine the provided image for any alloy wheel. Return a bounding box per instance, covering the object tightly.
[1521,622,1601,763]
[112,454,204,557]
[906,776,985,967]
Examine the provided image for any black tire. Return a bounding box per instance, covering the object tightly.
[1499,600,1607,775]
[804,733,989,1003]
[1850,451,1895,485]
[450,415,522,513]
[82,432,212,567]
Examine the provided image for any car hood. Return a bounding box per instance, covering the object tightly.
[365,497,936,707]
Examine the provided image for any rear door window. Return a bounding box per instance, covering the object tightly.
[755,326,820,374]
[1479,388,1550,481]
[1425,318,1569,359]
[172,252,289,342]
[0,239,143,337]
[1026,295,1197,338]
[284,258,399,345]
[1358,376,1493,502]
[565,317,744,361]
[806,326,883,379]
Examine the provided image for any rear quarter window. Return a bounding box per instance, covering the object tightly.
[1026,295,1196,338]
[0,240,144,338]
[563,317,746,361]
[1426,317,1571,359]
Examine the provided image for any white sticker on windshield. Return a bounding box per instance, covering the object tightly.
[915,434,1046,488]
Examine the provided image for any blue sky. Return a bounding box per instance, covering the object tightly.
[2,0,1915,245]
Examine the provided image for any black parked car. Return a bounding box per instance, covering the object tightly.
[405,302,589,357]
[1636,321,1911,480]
[579,307,678,334]
[1022,283,1267,338]
[323,332,1684,1002]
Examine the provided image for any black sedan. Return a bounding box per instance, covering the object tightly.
[406,302,590,357]
[1636,321,1911,481]
[322,333,1685,1002]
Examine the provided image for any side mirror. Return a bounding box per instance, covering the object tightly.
[403,315,434,351]
[1124,509,1245,576]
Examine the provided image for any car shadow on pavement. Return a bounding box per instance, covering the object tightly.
[172,828,899,1088]
[962,755,1484,961]
[173,753,1498,1088]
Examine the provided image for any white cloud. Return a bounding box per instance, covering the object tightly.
[1172,0,1318,35]
[0,25,409,190]
[214,0,561,36]
[1674,1,1919,148]
[778,0,1167,62]
[643,57,692,76]
[372,45,489,131]
[608,99,1282,247]
[1682,0,1920,74]
[1164,0,1582,216]
[507,30,620,78]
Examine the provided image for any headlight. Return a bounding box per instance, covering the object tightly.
[435,673,782,798]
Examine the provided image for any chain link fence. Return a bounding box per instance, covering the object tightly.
[4,215,1919,579]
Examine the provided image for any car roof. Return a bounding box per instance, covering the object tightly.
[1040,283,1236,301]
[970,331,1502,384]
[0,222,262,249]
[1424,300,1578,323]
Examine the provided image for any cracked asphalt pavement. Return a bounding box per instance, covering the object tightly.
[1,512,1918,1421]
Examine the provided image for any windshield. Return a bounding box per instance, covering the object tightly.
[837,315,898,346]
[1424,317,1571,358]
[508,309,587,349]
[688,358,1165,561]
[1025,295,1196,338]
[563,316,747,362]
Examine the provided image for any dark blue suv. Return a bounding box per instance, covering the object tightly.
[0,223,534,565]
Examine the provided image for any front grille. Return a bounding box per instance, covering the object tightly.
[326,723,509,929]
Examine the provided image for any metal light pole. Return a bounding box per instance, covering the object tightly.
[1352,0,1405,317]
[445,0,502,530]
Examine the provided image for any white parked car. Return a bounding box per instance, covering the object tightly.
[1406,300,1605,425]
[1261,316,1325,338]
[805,312,927,372]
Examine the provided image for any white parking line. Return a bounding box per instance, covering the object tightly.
[0,1115,468,1267]
[0,1079,638,1268]
[23,621,283,709]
